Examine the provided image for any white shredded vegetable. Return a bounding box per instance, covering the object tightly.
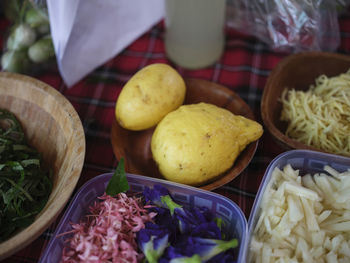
[249,165,350,263]
[280,70,350,157]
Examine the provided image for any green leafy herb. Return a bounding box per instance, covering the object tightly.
[106,158,129,196]
[0,109,52,242]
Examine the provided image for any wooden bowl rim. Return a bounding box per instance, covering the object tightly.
[261,51,350,153]
[0,72,86,259]
[111,77,259,191]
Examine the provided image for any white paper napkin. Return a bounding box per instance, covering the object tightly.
[46,0,165,87]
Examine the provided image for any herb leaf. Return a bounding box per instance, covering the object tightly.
[106,158,129,196]
[0,109,52,242]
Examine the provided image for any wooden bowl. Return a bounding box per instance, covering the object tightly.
[0,72,85,259]
[261,51,350,154]
[111,78,259,191]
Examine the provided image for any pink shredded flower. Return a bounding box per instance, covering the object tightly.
[60,193,156,263]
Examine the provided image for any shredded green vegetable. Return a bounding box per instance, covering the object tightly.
[0,109,52,242]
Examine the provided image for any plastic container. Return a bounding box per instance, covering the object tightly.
[39,173,248,263]
[242,149,350,262]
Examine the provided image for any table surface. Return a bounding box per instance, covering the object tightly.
[1,8,350,263]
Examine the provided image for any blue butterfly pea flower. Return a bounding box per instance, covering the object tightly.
[175,236,238,262]
[141,185,238,262]
[174,208,221,239]
[137,224,170,263]
[143,184,171,207]
[189,221,221,239]
[143,185,222,239]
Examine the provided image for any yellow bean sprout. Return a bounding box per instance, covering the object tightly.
[280,69,350,157]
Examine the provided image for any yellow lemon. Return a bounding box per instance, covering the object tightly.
[151,102,263,186]
[115,63,186,131]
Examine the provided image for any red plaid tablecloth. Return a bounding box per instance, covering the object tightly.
[1,9,350,263]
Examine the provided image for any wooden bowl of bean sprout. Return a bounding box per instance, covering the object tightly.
[261,52,350,157]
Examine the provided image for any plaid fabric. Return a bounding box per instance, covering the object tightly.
[1,9,350,262]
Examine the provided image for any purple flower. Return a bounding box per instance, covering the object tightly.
[140,185,238,262]
[159,237,237,263]
[180,236,238,262]
[143,185,221,238]
[143,184,171,207]
[137,224,169,263]
[174,208,221,239]
[189,221,221,239]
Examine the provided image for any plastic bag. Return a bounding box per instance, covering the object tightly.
[1,0,56,74]
[226,0,347,52]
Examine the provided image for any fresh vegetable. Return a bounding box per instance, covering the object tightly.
[249,164,350,262]
[6,23,36,51]
[0,109,52,242]
[28,35,55,63]
[24,7,49,28]
[280,69,350,157]
[151,102,263,186]
[115,63,186,131]
[1,0,55,74]
[1,49,30,73]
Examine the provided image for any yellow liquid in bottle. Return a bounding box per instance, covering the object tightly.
[165,0,226,69]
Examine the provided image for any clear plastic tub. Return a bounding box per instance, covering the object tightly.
[39,173,248,263]
[242,149,350,262]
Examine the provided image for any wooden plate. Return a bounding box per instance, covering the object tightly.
[261,52,350,155]
[111,78,259,190]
